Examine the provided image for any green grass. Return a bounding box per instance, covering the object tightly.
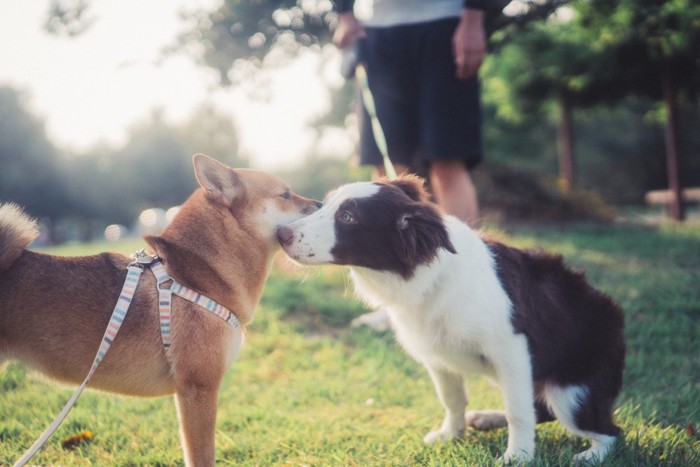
[1,223,699,465]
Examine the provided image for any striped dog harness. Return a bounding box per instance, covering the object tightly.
[14,250,240,467]
[145,252,240,361]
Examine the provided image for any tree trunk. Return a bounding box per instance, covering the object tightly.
[557,95,576,189]
[662,70,685,221]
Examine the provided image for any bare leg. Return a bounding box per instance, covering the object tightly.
[175,385,219,467]
[429,160,479,226]
[423,367,468,443]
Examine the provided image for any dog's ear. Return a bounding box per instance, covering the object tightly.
[395,203,456,276]
[193,154,243,205]
[388,174,431,202]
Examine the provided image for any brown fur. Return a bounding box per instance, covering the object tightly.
[0,154,320,466]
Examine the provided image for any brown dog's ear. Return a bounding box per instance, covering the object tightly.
[193,154,243,205]
[388,174,431,202]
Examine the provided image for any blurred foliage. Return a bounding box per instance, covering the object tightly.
[575,0,700,101]
[9,0,696,239]
[0,89,72,223]
[481,96,700,205]
[0,89,244,233]
[274,155,371,202]
[44,0,95,37]
[486,0,700,112]
[171,0,337,86]
[483,0,699,194]
[476,165,617,222]
[166,0,568,85]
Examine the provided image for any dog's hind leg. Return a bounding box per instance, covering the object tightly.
[423,367,467,443]
[465,410,507,430]
[542,383,620,464]
[175,384,220,467]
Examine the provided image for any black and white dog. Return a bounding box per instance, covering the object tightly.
[277,175,625,463]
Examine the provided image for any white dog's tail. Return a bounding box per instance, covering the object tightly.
[0,203,39,272]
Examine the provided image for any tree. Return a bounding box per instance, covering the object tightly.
[487,0,700,218]
[178,102,245,168]
[171,0,337,86]
[0,87,72,224]
[484,15,599,188]
[563,0,700,220]
[64,108,245,226]
[44,0,95,36]
[166,1,576,84]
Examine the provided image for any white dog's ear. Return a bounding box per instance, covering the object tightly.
[396,205,456,261]
[193,154,243,205]
[389,174,431,202]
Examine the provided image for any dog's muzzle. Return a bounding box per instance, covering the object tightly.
[277,225,295,247]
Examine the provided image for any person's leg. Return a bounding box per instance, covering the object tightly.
[414,19,482,226]
[429,160,479,225]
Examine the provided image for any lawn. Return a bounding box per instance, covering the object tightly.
[1,222,698,466]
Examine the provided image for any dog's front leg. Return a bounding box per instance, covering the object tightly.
[423,366,467,443]
[493,339,536,463]
[175,384,220,467]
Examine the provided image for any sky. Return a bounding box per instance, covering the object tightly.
[0,0,350,169]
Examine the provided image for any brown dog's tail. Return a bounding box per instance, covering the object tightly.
[0,203,39,272]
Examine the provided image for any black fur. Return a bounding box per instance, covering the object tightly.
[330,184,455,279]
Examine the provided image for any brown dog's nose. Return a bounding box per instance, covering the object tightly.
[277,226,295,247]
[302,199,323,215]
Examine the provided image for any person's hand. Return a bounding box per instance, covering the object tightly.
[333,12,366,49]
[452,9,486,79]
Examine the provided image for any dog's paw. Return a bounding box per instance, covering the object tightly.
[571,437,616,465]
[466,410,508,431]
[423,427,463,444]
[572,451,597,465]
[499,448,534,465]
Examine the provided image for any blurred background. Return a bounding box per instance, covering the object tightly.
[1,0,698,245]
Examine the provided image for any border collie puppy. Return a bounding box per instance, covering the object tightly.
[277,175,625,464]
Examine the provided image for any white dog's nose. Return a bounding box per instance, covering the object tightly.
[277,226,295,247]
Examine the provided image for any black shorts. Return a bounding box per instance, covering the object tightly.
[357,18,483,170]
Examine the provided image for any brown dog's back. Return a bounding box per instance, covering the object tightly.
[0,205,174,395]
[0,249,174,395]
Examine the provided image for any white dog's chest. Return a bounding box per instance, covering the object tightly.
[391,314,495,376]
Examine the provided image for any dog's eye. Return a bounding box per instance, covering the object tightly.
[339,211,355,223]
[280,191,291,200]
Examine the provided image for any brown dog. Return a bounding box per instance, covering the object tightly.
[0,154,320,466]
